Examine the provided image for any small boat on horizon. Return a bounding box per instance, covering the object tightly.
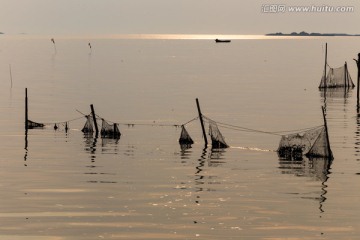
[215,39,231,43]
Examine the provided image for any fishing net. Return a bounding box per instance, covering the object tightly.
[319,64,354,88]
[306,127,333,158]
[277,126,333,160]
[81,115,94,134]
[101,119,121,138]
[179,125,194,145]
[209,120,229,149]
[27,120,44,129]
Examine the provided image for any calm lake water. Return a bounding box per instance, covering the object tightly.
[0,34,360,239]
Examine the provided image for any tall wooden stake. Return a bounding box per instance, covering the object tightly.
[357,53,360,109]
[196,98,208,146]
[344,62,348,88]
[90,104,99,137]
[25,88,28,131]
[324,43,328,88]
[322,106,333,160]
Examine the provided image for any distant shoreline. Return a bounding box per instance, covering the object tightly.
[266,31,360,37]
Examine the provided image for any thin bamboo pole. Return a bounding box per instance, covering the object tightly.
[25,88,28,131]
[322,106,333,160]
[196,98,208,146]
[90,104,99,137]
[324,43,328,88]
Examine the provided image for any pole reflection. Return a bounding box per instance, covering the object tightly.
[192,146,228,226]
[83,135,117,184]
[24,129,28,166]
[278,157,332,213]
[356,109,360,161]
[195,147,207,192]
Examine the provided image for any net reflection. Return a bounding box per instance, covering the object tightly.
[180,144,193,162]
[84,134,97,166]
[101,137,119,154]
[320,88,352,114]
[83,135,118,184]
[279,157,332,212]
[192,147,227,227]
[194,147,227,192]
[320,87,352,100]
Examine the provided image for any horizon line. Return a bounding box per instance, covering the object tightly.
[1,33,356,40]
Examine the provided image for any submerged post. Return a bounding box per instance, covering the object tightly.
[322,106,333,160]
[196,98,208,146]
[25,88,28,131]
[90,104,99,137]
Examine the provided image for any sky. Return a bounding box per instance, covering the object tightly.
[0,0,359,36]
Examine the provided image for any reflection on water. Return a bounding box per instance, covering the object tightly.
[179,144,192,163]
[320,88,352,100]
[194,147,226,192]
[101,137,119,154]
[24,130,28,166]
[193,147,227,227]
[356,109,360,161]
[320,88,352,121]
[84,134,97,163]
[279,158,331,182]
[195,147,207,192]
[279,157,332,213]
[83,135,118,184]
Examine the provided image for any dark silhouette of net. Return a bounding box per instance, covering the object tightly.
[278,126,332,160]
[27,120,44,129]
[81,116,94,134]
[209,120,229,149]
[101,119,121,138]
[319,64,354,88]
[179,125,194,145]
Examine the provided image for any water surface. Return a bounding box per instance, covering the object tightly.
[0,35,359,239]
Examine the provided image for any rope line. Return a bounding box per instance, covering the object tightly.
[202,115,323,136]
[32,116,85,126]
[76,109,90,116]
[182,116,199,126]
[92,114,198,128]
[29,109,323,137]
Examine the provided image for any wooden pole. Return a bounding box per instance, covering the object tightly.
[196,98,208,146]
[25,88,28,131]
[90,104,99,137]
[357,53,360,108]
[324,43,328,88]
[344,62,347,88]
[322,106,333,160]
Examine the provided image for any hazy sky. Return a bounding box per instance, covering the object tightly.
[0,0,359,35]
